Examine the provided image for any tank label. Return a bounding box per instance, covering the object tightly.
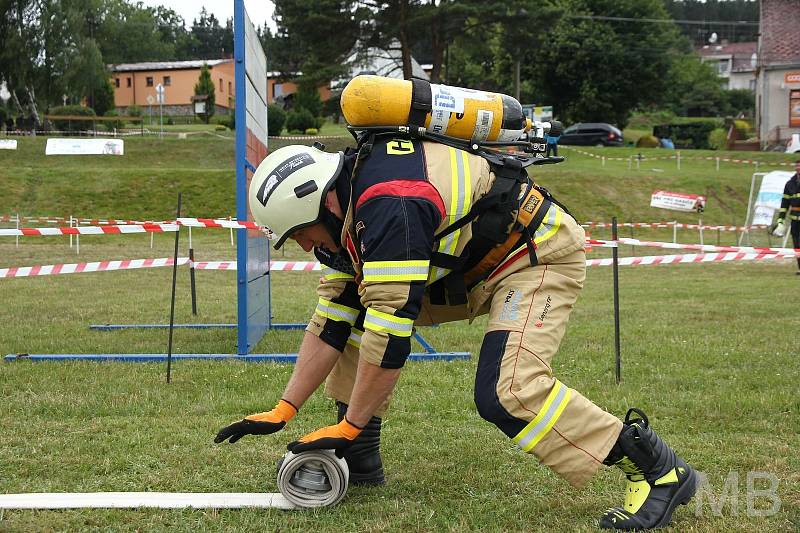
[472,110,494,142]
[432,85,465,114]
[429,108,450,135]
[497,128,524,143]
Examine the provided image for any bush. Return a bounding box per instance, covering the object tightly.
[285,108,316,133]
[636,134,660,148]
[0,105,9,129]
[166,116,174,125]
[49,105,96,131]
[103,110,125,131]
[652,122,716,149]
[127,105,143,117]
[733,119,753,140]
[304,128,319,135]
[708,128,729,150]
[267,104,286,136]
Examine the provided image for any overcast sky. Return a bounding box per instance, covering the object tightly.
[139,0,277,31]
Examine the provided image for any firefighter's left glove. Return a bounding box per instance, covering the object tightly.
[287,417,363,454]
[214,399,298,444]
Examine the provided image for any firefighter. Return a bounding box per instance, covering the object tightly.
[214,140,698,529]
[771,160,800,274]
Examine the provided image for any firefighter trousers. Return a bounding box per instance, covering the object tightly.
[325,248,622,488]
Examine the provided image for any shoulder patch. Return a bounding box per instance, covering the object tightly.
[387,139,415,155]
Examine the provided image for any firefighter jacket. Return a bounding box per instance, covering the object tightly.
[305,137,584,369]
[777,173,800,222]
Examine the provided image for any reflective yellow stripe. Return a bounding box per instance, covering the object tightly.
[315,298,359,325]
[322,267,354,281]
[533,204,562,244]
[363,260,430,282]
[347,328,363,349]
[430,147,472,283]
[364,308,413,337]
[512,380,571,452]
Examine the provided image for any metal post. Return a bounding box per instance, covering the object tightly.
[717,227,721,246]
[166,193,182,384]
[69,215,73,249]
[612,217,621,384]
[698,219,704,245]
[189,247,197,316]
[15,213,19,248]
[150,231,154,249]
[228,216,234,247]
[673,220,678,244]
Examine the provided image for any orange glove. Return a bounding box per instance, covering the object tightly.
[287,417,363,453]
[214,399,298,444]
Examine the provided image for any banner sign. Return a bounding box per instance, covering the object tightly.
[650,190,707,213]
[0,139,17,150]
[45,138,123,156]
[752,171,795,225]
[522,105,553,122]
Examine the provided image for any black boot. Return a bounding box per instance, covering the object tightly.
[599,408,697,530]
[337,401,385,486]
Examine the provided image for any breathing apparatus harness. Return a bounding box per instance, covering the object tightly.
[340,94,570,305]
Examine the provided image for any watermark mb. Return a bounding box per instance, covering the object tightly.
[695,471,781,517]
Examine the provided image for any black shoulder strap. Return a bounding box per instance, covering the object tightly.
[408,77,432,129]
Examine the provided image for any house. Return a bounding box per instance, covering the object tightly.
[697,41,758,91]
[111,59,236,115]
[755,0,800,147]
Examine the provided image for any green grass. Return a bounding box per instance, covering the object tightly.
[1,135,798,531]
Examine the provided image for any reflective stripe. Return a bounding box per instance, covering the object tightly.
[363,260,430,282]
[347,328,363,349]
[532,204,562,244]
[513,379,571,452]
[430,147,472,283]
[315,298,359,325]
[364,308,413,337]
[322,267,355,281]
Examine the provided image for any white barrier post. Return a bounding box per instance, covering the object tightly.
[15,213,20,248]
[628,156,632,170]
[150,231,154,249]
[698,219,704,245]
[673,220,678,244]
[636,155,640,170]
[229,216,234,247]
[602,156,606,167]
[69,215,73,249]
[716,157,720,172]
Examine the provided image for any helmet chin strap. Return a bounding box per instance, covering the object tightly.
[320,208,344,249]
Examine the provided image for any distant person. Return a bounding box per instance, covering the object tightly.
[771,159,800,274]
[659,137,675,150]
[545,127,561,157]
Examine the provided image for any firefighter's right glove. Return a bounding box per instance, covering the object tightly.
[771,221,786,237]
[214,399,298,444]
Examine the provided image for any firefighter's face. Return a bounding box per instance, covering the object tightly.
[291,224,340,253]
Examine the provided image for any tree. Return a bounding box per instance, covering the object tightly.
[663,54,728,116]
[194,63,216,123]
[534,0,684,128]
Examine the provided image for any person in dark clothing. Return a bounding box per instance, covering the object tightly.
[771,160,800,274]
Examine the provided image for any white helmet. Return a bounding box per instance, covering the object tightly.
[248,144,344,249]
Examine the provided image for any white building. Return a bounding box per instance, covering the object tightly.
[697,41,758,91]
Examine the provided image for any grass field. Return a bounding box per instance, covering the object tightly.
[0,135,798,531]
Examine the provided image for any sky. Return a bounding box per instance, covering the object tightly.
[139,0,277,32]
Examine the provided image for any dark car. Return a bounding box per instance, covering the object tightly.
[560,123,624,146]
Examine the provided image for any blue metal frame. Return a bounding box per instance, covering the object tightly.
[234,0,249,355]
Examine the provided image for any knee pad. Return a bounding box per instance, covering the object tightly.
[474,330,526,438]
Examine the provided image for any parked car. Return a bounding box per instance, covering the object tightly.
[560,123,624,146]
[786,133,800,154]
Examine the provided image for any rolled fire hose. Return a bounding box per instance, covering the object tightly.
[276,450,349,508]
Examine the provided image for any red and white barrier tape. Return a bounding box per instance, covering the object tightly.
[586,251,796,267]
[564,146,795,167]
[0,223,180,237]
[0,258,188,278]
[4,248,798,279]
[581,221,768,231]
[586,238,800,256]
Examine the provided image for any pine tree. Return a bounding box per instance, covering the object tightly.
[194,63,216,124]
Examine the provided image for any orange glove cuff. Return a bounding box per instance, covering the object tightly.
[274,399,298,422]
[339,417,363,440]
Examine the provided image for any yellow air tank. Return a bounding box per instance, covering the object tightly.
[341,75,530,143]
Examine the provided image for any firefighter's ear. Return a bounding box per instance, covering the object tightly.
[324,190,344,219]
